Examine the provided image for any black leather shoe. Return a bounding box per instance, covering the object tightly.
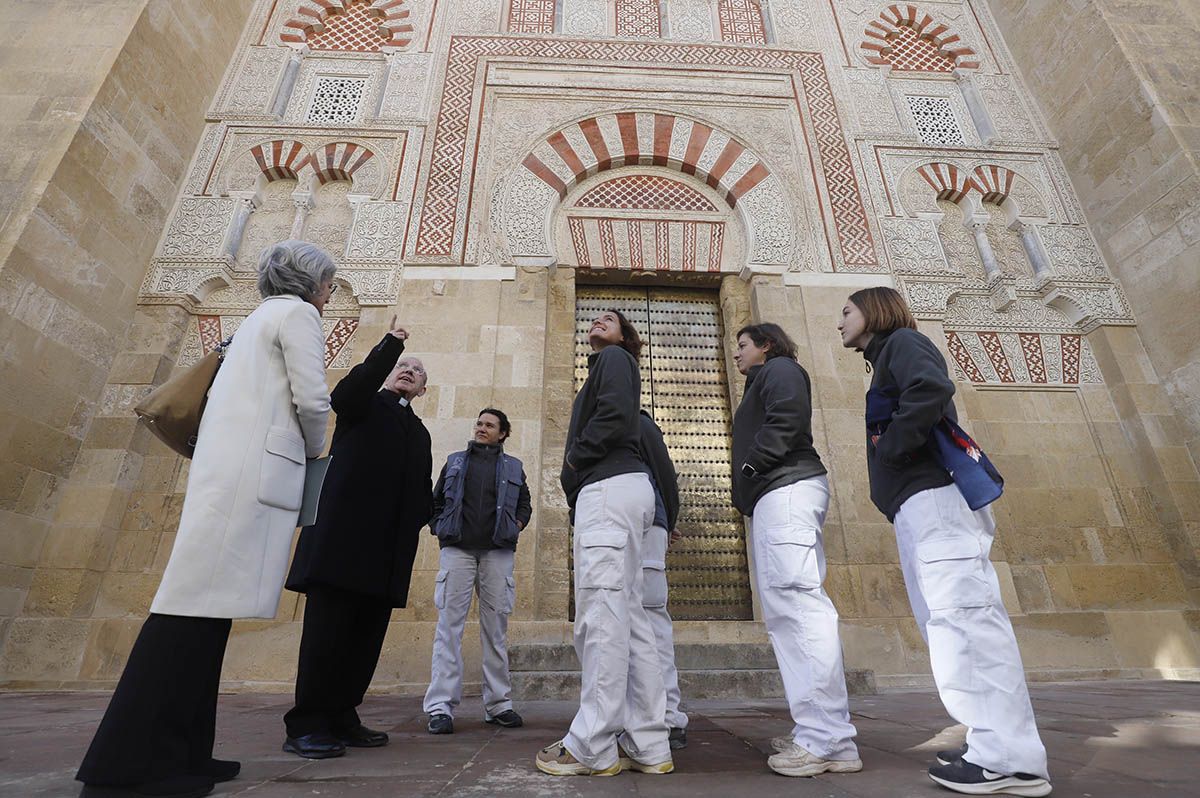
[198,759,239,782]
[669,727,688,750]
[484,709,523,728]
[80,775,215,797]
[282,733,347,759]
[428,714,454,734]
[336,724,389,747]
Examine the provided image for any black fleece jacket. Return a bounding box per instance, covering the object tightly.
[638,410,680,531]
[731,356,827,516]
[560,345,646,508]
[862,328,955,521]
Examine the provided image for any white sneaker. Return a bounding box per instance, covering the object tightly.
[767,743,863,777]
[770,735,794,753]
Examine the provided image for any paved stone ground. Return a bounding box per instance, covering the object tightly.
[1,681,1197,797]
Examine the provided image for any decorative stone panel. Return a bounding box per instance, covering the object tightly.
[159,199,235,259]
[946,330,1101,385]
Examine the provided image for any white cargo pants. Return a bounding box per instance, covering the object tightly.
[893,484,1049,779]
[642,524,687,730]
[564,472,671,770]
[749,475,860,761]
[423,546,516,720]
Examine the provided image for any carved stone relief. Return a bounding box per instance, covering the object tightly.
[347,201,408,260]
[304,180,356,260]
[563,0,608,36]
[379,52,433,120]
[882,217,950,274]
[238,179,300,269]
[159,199,235,259]
[974,73,1040,143]
[1040,225,1106,280]
[842,69,905,135]
[217,46,290,116]
[669,0,715,41]
[936,199,981,280]
[982,204,1030,279]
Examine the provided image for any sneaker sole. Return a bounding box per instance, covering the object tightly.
[927,772,1052,797]
[535,758,622,776]
[618,757,675,774]
[769,757,863,778]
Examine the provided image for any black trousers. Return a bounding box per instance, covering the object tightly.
[284,584,393,737]
[76,613,232,786]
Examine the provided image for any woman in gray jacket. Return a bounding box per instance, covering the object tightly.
[731,322,861,779]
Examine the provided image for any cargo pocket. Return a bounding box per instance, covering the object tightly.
[576,529,627,590]
[502,574,516,614]
[258,426,305,510]
[433,570,448,609]
[916,537,991,611]
[764,526,822,589]
[642,560,668,608]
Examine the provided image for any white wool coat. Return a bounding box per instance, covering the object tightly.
[151,295,330,619]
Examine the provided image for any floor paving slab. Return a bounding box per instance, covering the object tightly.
[0,681,1196,797]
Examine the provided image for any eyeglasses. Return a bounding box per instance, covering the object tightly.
[328,283,338,296]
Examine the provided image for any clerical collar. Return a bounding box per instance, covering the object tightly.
[397,396,410,407]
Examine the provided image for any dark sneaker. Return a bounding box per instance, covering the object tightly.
[937,743,969,766]
[668,727,687,750]
[485,709,524,728]
[428,714,454,735]
[928,758,1051,796]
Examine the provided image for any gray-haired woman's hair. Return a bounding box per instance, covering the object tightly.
[256,240,337,300]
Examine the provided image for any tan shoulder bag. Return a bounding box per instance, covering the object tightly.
[134,338,231,458]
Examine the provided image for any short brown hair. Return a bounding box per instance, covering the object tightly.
[847,287,917,335]
[736,322,798,361]
[607,308,643,360]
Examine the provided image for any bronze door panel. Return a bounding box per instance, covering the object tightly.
[573,286,752,620]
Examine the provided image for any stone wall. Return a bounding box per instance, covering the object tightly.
[0,0,252,681]
[987,0,1200,469]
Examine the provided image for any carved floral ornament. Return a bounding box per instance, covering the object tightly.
[491,111,795,269]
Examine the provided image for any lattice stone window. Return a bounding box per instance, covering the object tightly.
[306,76,367,125]
[907,96,965,145]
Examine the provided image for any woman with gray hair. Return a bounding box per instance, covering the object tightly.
[76,240,335,798]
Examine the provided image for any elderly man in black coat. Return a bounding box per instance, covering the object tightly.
[282,315,434,759]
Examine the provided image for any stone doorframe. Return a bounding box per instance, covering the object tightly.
[530,266,760,623]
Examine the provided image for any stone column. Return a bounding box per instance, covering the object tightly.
[289,192,314,239]
[271,45,308,118]
[954,68,997,143]
[970,220,1001,280]
[1013,221,1051,281]
[223,192,258,260]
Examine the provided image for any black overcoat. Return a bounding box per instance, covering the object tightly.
[285,334,434,607]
